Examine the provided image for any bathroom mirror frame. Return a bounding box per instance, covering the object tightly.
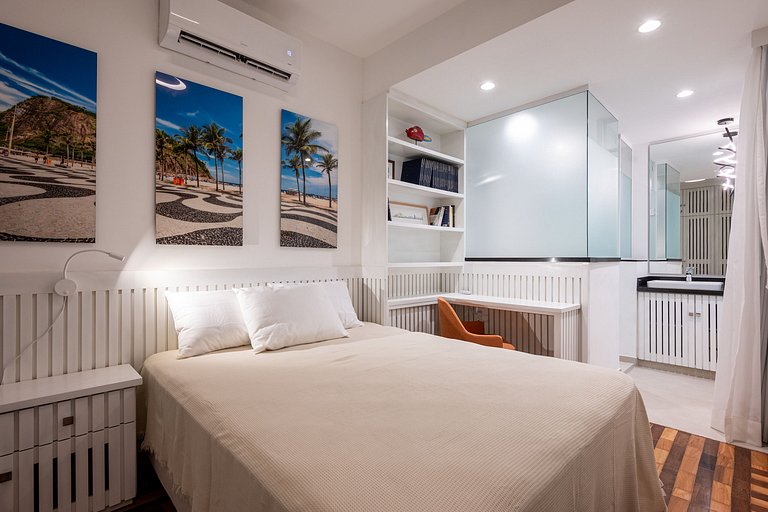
[646,129,729,276]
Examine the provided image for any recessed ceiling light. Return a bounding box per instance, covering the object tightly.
[676,89,694,98]
[480,81,496,91]
[684,178,706,183]
[712,151,723,156]
[638,19,661,33]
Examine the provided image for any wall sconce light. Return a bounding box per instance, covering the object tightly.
[54,249,125,296]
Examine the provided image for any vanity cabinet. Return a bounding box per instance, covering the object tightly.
[637,291,721,371]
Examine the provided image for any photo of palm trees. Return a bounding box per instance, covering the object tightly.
[280,109,338,248]
[0,22,97,242]
[155,72,243,245]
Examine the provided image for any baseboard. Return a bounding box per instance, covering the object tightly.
[636,359,716,380]
[620,356,638,364]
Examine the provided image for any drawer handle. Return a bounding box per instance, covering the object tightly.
[0,471,11,483]
[62,416,74,426]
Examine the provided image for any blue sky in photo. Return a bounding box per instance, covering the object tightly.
[155,71,243,185]
[0,22,97,113]
[280,109,338,198]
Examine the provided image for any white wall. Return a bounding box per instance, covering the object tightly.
[632,142,649,262]
[585,262,620,368]
[0,0,363,276]
[618,261,647,359]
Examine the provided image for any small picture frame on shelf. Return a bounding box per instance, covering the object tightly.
[387,160,395,179]
[389,201,429,225]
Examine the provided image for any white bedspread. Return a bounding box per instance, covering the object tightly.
[142,323,665,512]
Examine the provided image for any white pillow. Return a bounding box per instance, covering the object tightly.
[165,290,250,359]
[234,284,348,353]
[269,281,363,329]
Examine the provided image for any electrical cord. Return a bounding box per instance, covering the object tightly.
[1,296,68,384]
[0,249,124,385]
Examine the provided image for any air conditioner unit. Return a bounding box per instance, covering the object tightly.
[158,0,301,91]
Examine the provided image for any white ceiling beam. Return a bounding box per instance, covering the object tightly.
[362,0,573,101]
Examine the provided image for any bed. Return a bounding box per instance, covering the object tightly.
[141,323,665,512]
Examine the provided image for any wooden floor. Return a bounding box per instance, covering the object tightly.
[124,425,767,512]
[651,423,768,511]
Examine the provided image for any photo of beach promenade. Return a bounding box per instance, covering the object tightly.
[0,22,97,242]
[280,109,338,248]
[155,72,243,246]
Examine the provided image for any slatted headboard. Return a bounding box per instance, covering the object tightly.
[0,269,386,384]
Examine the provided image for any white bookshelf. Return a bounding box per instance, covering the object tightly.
[386,137,465,166]
[369,91,467,268]
[387,179,463,200]
[387,221,464,233]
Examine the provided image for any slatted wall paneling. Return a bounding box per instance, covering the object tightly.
[681,182,732,276]
[0,276,386,384]
[388,271,584,358]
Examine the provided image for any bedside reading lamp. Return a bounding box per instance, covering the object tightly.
[1,249,125,384]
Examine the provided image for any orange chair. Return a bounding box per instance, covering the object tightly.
[437,297,515,350]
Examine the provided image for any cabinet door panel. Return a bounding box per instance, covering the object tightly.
[0,454,13,512]
[0,413,13,456]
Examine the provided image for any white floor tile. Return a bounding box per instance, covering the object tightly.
[625,365,768,453]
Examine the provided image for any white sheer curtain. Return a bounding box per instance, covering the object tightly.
[711,44,768,446]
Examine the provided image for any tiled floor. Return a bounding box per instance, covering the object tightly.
[626,364,768,455]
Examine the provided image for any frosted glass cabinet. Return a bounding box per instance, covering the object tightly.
[465,90,620,259]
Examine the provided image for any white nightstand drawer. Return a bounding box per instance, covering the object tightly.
[0,365,141,512]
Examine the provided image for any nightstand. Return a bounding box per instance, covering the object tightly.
[0,365,142,511]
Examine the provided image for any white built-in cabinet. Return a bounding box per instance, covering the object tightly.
[0,365,142,512]
[637,291,721,371]
[363,90,467,269]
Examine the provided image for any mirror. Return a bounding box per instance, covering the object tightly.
[648,131,734,275]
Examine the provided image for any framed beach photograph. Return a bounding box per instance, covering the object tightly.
[154,71,243,246]
[387,160,395,179]
[389,201,429,225]
[0,23,97,243]
[280,109,338,249]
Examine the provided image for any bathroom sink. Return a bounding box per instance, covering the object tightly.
[646,280,724,292]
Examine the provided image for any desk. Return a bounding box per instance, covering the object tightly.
[388,294,582,361]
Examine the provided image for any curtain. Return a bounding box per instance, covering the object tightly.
[711,44,768,446]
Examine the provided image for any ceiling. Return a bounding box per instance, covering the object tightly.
[243,0,465,58]
[393,0,768,145]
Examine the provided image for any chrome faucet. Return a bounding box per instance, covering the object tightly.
[685,265,694,282]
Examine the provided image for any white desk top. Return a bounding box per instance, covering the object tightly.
[0,364,142,414]
[387,293,580,314]
[442,294,580,314]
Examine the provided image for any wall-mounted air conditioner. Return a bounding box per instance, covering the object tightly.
[158,0,302,91]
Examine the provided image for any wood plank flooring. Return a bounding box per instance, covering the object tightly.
[123,425,766,511]
[651,423,768,511]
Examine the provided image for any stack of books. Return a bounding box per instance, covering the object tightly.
[429,205,456,227]
[401,157,459,192]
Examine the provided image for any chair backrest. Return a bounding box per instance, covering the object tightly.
[437,297,505,348]
[437,297,468,340]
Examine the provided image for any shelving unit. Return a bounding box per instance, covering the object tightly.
[387,221,464,233]
[363,90,467,269]
[387,179,463,199]
[386,137,465,166]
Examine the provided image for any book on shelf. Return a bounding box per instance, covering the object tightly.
[400,157,459,192]
[429,206,444,226]
[429,205,456,227]
[401,157,431,187]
